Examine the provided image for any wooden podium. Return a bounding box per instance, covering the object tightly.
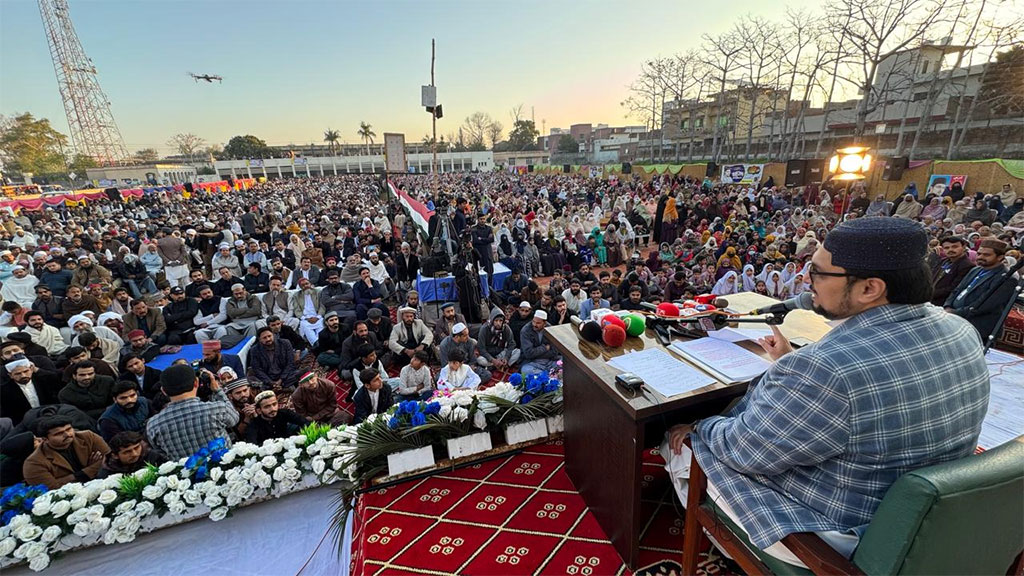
[545,293,831,568]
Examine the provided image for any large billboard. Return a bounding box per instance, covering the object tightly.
[384,133,407,173]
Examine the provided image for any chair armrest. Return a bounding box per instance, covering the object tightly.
[781,532,865,575]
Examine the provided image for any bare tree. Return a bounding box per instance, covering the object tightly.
[908,0,995,159]
[734,16,782,160]
[622,62,661,161]
[167,133,206,162]
[701,30,744,162]
[485,120,503,149]
[461,112,499,150]
[827,0,945,139]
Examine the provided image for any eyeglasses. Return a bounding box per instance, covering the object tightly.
[807,266,853,280]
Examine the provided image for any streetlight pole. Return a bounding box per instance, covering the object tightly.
[431,39,438,201]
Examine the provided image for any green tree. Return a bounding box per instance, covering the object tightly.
[323,128,340,155]
[133,148,160,163]
[557,134,579,153]
[507,120,540,151]
[357,122,376,155]
[68,154,97,175]
[223,135,270,159]
[0,113,68,175]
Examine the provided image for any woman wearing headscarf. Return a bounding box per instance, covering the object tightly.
[661,196,678,243]
[947,200,968,224]
[711,271,739,296]
[795,231,817,254]
[864,194,890,217]
[715,246,742,274]
[786,272,808,296]
[919,197,947,221]
[1001,198,1023,226]
[765,270,787,299]
[604,224,622,267]
[740,264,757,292]
[589,227,607,266]
[779,262,798,284]
[755,263,775,282]
[963,199,995,226]
[894,195,923,219]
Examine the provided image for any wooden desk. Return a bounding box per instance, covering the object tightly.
[545,292,831,569]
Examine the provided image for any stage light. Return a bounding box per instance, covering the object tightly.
[828,146,871,181]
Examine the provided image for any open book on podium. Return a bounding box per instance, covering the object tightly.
[670,337,772,384]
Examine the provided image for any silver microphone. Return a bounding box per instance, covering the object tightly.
[748,292,814,316]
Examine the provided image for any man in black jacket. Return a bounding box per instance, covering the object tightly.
[944,238,1018,341]
[314,312,347,370]
[1,358,63,425]
[352,367,394,424]
[931,236,974,306]
[163,287,199,344]
[244,390,308,444]
[338,320,377,382]
[118,354,163,401]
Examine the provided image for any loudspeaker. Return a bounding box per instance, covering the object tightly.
[882,156,908,181]
[621,162,632,174]
[184,182,194,194]
[104,187,121,202]
[527,165,534,172]
[785,159,807,187]
[804,159,825,185]
[563,164,571,173]
[705,161,718,178]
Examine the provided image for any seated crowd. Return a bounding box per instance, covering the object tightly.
[0,172,1019,497]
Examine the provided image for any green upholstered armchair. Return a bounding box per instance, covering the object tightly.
[681,436,1024,575]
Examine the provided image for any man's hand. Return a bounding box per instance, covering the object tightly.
[405,348,415,358]
[242,404,256,419]
[667,424,693,455]
[757,324,793,361]
[88,451,104,465]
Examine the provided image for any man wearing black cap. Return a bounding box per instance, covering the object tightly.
[145,363,239,459]
[943,238,1017,340]
[162,286,199,345]
[663,218,990,569]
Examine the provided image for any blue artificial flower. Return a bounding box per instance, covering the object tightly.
[388,416,401,430]
[537,372,550,384]
[185,455,200,469]
[400,401,418,415]
[548,379,560,389]
[520,394,535,404]
[22,497,34,510]
[541,383,558,394]
[31,485,48,494]
[424,402,441,415]
[411,412,427,427]
[210,449,228,463]
[1,510,16,526]
[210,438,227,451]
[196,465,208,481]
[1,485,20,500]
[508,373,523,386]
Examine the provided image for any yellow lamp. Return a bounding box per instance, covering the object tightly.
[827,146,871,181]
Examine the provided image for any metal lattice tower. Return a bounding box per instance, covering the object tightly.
[38,0,130,166]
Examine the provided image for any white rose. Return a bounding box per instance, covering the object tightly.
[30,499,52,517]
[134,467,152,480]
[208,467,223,482]
[72,522,92,537]
[311,458,326,475]
[203,494,223,508]
[473,410,487,430]
[141,485,165,500]
[83,505,105,523]
[164,475,179,490]
[332,458,345,471]
[167,500,187,515]
[101,475,123,490]
[183,490,203,505]
[0,536,18,556]
[69,494,88,510]
[439,405,453,419]
[452,406,469,422]
[38,526,62,544]
[115,501,136,515]
[285,468,302,481]
[65,509,87,526]
[28,552,51,571]
[272,467,287,482]
[163,491,181,505]
[8,515,30,530]
[17,541,45,560]
[97,490,118,505]
[219,452,236,465]
[155,476,169,488]
[50,500,71,518]
[284,448,301,461]
[158,461,178,475]
[209,506,229,522]
[261,455,278,469]
[455,393,473,407]
[102,529,119,545]
[88,517,111,535]
[13,523,43,542]
[134,501,155,517]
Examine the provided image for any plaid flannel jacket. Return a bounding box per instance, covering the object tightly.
[691,303,990,549]
[146,388,240,460]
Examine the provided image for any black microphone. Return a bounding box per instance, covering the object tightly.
[748,292,814,316]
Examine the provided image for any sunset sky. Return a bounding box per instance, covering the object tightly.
[3,0,825,155]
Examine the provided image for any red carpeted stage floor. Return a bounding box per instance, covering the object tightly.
[349,440,740,576]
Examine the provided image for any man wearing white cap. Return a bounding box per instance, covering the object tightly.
[438,322,492,384]
[1,357,62,425]
[0,265,39,308]
[388,306,433,368]
[519,309,561,375]
[211,243,243,279]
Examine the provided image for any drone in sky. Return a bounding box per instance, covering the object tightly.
[188,72,223,84]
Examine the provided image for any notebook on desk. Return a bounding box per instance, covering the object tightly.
[670,337,772,384]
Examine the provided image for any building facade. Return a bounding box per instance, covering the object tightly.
[213,151,493,179]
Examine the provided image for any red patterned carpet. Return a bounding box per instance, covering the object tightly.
[349,440,740,576]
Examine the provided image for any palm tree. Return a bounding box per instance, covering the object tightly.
[323,129,340,156]
[357,122,376,155]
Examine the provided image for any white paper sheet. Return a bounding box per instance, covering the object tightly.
[978,349,1024,450]
[670,338,772,383]
[707,326,773,343]
[607,348,716,397]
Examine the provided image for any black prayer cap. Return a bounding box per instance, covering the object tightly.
[823,218,928,271]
